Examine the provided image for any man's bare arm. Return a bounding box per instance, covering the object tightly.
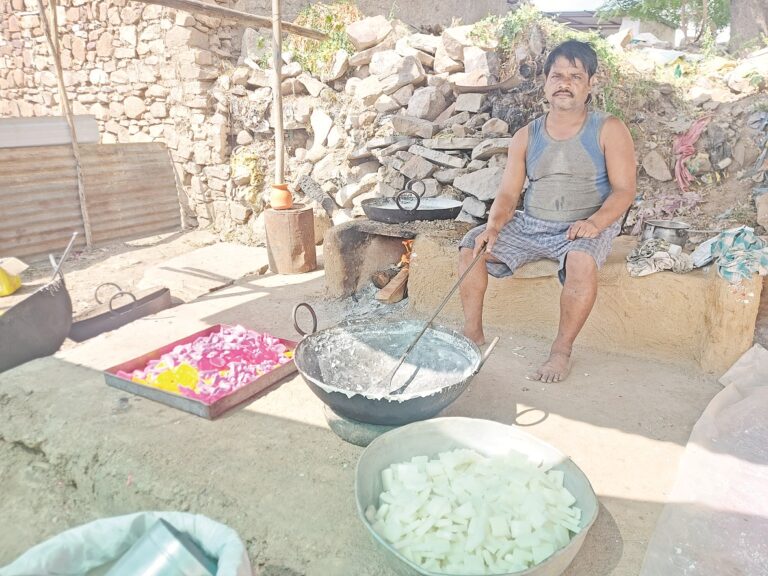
[473,126,529,256]
[590,117,636,229]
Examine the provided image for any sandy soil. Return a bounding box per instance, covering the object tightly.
[0,251,723,575]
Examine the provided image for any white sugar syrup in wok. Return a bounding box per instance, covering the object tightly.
[302,322,476,399]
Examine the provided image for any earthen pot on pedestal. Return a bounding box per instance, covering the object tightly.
[269,183,293,210]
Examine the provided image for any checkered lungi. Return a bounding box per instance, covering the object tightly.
[459,211,621,284]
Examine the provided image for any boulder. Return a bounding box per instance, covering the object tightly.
[463,46,500,81]
[323,49,349,82]
[380,56,425,95]
[395,37,434,68]
[422,137,481,150]
[346,15,393,51]
[348,33,396,67]
[455,93,486,113]
[462,196,488,218]
[391,115,437,138]
[310,108,333,149]
[391,84,414,106]
[375,94,401,114]
[408,34,441,55]
[407,86,448,121]
[399,155,436,180]
[433,45,463,74]
[472,138,513,160]
[434,168,466,184]
[453,166,504,201]
[642,150,673,181]
[408,144,467,168]
[481,118,509,136]
[370,50,403,78]
[354,75,385,105]
[441,25,475,61]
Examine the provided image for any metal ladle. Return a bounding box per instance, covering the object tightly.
[370,243,499,398]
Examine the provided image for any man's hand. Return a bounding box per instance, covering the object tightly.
[473,227,499,258]
[567,219,600,240]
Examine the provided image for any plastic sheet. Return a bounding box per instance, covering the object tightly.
[640,345,768,575]
[0,511,252,576]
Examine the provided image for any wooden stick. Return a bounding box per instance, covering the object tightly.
[129,0,327,41]
[36,0,93,248]
[271,0,284,184]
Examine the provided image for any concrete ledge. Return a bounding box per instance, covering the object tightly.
[408,234,762,374]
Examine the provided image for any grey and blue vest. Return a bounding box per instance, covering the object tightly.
[524,110,611,222]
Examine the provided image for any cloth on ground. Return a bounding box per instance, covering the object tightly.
[673,115,712,192]
[626,238,694,276]
[709,225,768,283]
[640,344,768,576]
[459,211,621,284]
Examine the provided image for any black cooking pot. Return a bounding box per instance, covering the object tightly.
[361,183,462,224]
[291,303,498,426]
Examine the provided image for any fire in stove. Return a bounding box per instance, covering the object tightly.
[399,240,414,268]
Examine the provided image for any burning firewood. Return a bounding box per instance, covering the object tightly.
[371,268,398,289]
[375,267,409,303]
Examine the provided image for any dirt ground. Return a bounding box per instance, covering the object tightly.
[1,229,220,319]
[0,235,724,575]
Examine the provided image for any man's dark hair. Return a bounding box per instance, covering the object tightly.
[543,40,598,78]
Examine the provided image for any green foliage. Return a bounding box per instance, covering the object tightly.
[598,0,730,36]
[286,1,361,77]
[496,4,543,55]
[231,147,265,206]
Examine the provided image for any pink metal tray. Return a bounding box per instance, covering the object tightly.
[104,324,297,419]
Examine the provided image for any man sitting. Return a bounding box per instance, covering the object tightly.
[458,40,636,383]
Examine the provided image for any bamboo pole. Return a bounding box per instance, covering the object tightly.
[271,0,284,184]
[36,0,93,248]
[129,0,327,41]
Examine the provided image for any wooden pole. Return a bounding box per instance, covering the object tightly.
[271,0,284,184]
[36,0,93,248]
[129,0,327,40]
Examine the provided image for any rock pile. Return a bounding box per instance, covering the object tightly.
[224,15,546,240]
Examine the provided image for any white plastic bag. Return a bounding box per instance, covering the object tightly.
[0,512,252,576]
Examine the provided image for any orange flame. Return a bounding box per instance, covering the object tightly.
[399,240,414,268]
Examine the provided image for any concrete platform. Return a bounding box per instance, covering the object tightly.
[408,234,762,374]
[0,262,723,575]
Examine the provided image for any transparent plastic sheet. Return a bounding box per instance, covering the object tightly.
[640,345,768,575]
[0,511,252,576]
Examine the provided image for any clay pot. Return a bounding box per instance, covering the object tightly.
[270,183,293,210]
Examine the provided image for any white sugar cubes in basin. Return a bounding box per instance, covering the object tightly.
[355,418,598,576]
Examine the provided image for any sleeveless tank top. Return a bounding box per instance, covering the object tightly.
[524,110,611,222]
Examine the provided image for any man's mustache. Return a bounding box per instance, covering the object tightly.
[554,90,573,96]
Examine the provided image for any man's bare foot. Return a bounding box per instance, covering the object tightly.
[528,351,572,383]
[463,327,485,346]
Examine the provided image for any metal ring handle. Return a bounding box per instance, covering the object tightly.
[405,179,426,197]
[95,282,123,305]
[108,291,137,314]
[395,189,421,212]
[292,302,317,337]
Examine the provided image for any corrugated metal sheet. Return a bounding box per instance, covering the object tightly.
[0,142,182,259]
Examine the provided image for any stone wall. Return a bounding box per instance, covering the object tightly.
[0,0,237,228]
[240,0,511,32]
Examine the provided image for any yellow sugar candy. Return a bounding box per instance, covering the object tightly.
[154,370,179,393]
[175,363,199,390]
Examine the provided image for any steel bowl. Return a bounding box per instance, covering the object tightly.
[356,417,599,576]
[105,519,216,576]
[640,219,690,247]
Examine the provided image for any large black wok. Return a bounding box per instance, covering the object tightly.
[292,304,497,426]
[361,184,462,224]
